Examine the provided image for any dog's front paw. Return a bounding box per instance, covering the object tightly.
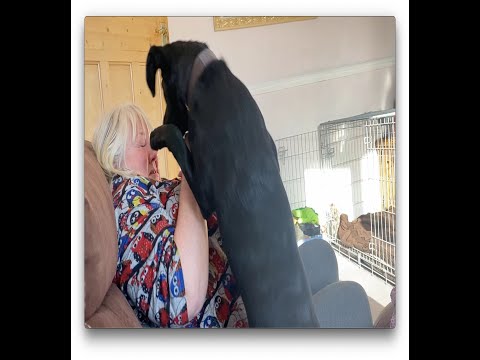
[150,123,186,153]
[150,126,168,151]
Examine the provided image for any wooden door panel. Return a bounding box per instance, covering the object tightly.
[84,16,179,179]
[85,62,103,141]
[108,63,134,108]
[132,63,163,128]
[85,17,166,40]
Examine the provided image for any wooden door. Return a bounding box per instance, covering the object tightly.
[84,16,179,179]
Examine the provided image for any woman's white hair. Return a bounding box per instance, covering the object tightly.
[92,103,154,182]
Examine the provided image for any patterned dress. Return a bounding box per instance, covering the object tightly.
[111,174,248,328]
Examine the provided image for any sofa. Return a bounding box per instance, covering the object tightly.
[84,139,374,328]
[373,287,396,328]
[84,140,141,328]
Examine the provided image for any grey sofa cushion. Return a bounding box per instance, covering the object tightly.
[313,281,373,328]
[298,238,339,294]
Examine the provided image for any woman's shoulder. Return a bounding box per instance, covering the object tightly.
[112,174,183,219]
[112,174,182,198]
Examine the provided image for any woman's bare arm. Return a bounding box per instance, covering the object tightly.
[173,174,208,321]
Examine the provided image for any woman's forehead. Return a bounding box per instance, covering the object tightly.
[129,118,147,134]
[126,118,147,145]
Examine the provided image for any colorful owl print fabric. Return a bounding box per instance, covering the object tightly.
[111,175,249,328]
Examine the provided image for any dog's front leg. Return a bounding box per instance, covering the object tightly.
[150,124,194,180]
[150,124,211,219]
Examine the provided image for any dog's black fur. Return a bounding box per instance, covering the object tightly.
[146,41,319,327]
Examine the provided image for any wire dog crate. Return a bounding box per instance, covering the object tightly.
[274,109,396,285]
[275,131,321,210]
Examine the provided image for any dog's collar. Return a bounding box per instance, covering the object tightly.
[186,48,217,111]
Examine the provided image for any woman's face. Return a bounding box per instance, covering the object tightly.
[124,119,160,181]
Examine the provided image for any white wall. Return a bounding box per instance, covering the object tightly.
[168,16,395,140]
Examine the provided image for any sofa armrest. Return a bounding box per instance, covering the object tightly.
[85,284,142,328]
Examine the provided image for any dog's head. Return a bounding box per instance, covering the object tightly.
[146,41,208,135]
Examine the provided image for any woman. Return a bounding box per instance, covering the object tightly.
[92,103,248,328]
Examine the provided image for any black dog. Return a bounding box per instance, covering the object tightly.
[146,41,319,328]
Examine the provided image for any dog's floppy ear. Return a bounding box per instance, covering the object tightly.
[146,45,169,97]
